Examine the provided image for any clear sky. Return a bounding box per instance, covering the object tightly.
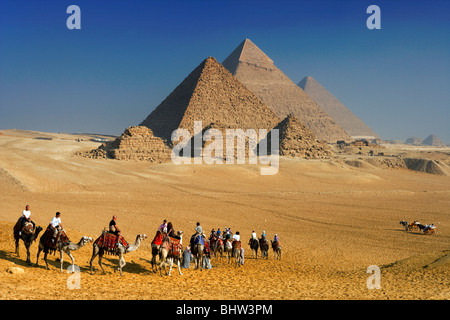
[0,0,449,143]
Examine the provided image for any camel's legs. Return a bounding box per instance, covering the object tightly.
[44,251,50,270]
[25,244,32,265]
[15,239,20,256]
[64,250,75,273]
[117,254,125,276]
[168,257,173,276]
[36,245,42,266]
[98,250,106,274]
[176,258,183,275]
[89,246,99,274]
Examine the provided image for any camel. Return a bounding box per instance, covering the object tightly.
[224,239,233,263]
[259,237,269,259]
[212,238,224,260]
[150,230,163,272]
[191,233,204,271]
[232,241,242,267]
[159,231,183,276]
[89,233,147,276]
[249,238,259,259]
[13,221,43,265]
[36,229,92,272]
[271,240,282,260]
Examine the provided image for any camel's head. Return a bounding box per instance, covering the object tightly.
[177,230,183,236]
[82,236,93,244]
[139,234,147,241]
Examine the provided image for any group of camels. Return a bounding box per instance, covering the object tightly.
[13,221,281,276]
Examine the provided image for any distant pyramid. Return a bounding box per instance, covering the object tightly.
[140,57,280,143]
[222,39,350,143]
[261,115,333,159]
[298,76,380,140]
[405,137,423,146]
[422,134,446,147]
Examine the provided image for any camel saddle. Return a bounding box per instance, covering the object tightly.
[22,222,35,236]
[232,240,241,250]
[151,230,163,246]
[43,225,70,254]
[94,232,129,254]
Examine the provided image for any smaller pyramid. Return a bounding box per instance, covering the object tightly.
[262,115,333,159]
[79,126,171,162]
[422,134,446,147]
[405,137,423,146]
[298,76,379,140]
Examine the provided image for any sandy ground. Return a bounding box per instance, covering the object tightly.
[0,129,449,300]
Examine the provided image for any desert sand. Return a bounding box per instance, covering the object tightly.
[0,129,449,300]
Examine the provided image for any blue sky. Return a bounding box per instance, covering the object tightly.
[0,0,449,143]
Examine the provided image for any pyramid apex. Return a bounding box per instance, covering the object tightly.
[223,38,274,73]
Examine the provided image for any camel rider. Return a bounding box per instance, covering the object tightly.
[251,230,257,240]
[167,222,181,240]
[274,234,279,243]
[109,215,124,246]
[261,230,267,240]
[109,215,121,235]
[158,219,168,233]
[50,212,63,239]
[19,205,35,235]
[216,228,222,239]
[195,222,202,235]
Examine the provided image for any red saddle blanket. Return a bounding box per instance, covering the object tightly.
[169,237,182,256]
[232,240,241,250]
[43,225,70,253]
[151,230,163,246]
[95,232,129,252]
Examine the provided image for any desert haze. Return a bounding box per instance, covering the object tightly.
[0,129,449,300]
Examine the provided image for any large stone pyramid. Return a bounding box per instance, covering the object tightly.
[140,56,281,143]
[222,39,351,143]
[298,76,380,140]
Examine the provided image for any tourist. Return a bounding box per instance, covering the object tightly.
[109,215,121,235]
[158,219,168,233]
[50,212,63,238]
[195,222,202,234]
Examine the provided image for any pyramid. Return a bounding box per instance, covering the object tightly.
[79,126,172,162]
[298,76,380,140]
[405,137,423,146]
[262,115,333,159]
[140,57,281,143]
[422,134,446,147]
[222,39,351,143]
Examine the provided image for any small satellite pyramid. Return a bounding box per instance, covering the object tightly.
[222,39,351,143]
[272,115,333,159]
[298,76,379,140]
[422,134,446,147]
[140,57,280,143]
